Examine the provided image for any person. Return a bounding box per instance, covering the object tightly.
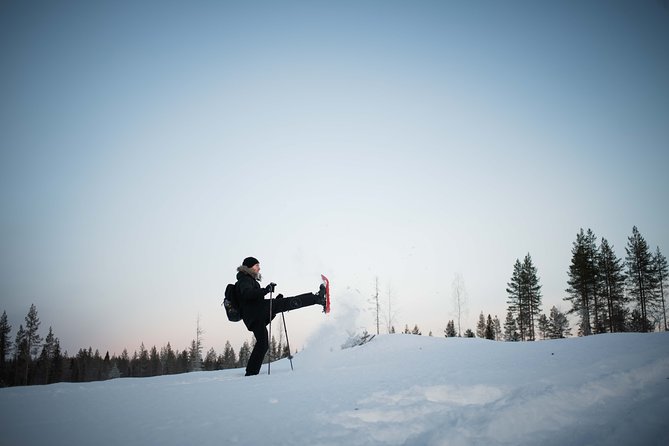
[236,256,327,376]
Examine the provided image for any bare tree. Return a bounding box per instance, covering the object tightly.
[373,277,380,335]
[384,282,399,334]
[452,274,468,337]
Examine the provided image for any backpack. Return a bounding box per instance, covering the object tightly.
[223,283,241,322]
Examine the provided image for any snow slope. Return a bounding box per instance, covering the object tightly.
[1,332,668,446]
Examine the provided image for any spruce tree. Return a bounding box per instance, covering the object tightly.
[50,339,63,383]
[484,315,495,340]
[625,226,656,332]
[548,306,571,339]
[222,341,236,368]
[161,343,177,375]
[0,311,11,381]
[476,312,486,338]
[149,346,161,376]
[537,314,549,340]
[38,327,56,384]
[507,254,542,341]
[237,341,251,368]
[653,247,668,331]
[493,316,502,341]
[188,340,202,372]
[14,325,28,385]
[503,311,519,341]
[204,348,218,371]
[444,320,456,338]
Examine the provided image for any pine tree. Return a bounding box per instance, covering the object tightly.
[411,324,421,335]
[523,254,543,340]
[38,327,57,384]
[598,238,627,333]
[625,226,656,332]
[653,247,668,331]
[565,229,599,336]
[506,260,524,338]
[464,329,475,338]
[476,312,486,338]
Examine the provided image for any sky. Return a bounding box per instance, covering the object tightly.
[1,0,668,357]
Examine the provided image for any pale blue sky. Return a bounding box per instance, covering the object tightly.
[1,0,668,355]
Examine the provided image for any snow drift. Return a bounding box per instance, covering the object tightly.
[1,332,668,446]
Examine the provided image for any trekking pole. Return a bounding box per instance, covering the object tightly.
[281,312,294,371]
[268,289,273,375]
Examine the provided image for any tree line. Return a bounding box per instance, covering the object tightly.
[502,226,667,342]
[0,305,290,387]
[2,226,665,387]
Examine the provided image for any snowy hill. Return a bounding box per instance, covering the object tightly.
[2,332,668,446]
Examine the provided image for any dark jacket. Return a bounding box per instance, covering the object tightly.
[236,266,269,329]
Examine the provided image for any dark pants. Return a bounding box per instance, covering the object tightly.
[245,292,318,376]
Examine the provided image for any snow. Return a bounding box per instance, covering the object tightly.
[2,328,668,446]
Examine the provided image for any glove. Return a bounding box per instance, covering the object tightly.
[266,282,277,293]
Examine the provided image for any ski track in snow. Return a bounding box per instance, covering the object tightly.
[1,332,668,446]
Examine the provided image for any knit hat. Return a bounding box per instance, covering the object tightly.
[242,257,260,268]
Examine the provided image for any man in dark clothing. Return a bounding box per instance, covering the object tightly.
[236,256,327,376]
